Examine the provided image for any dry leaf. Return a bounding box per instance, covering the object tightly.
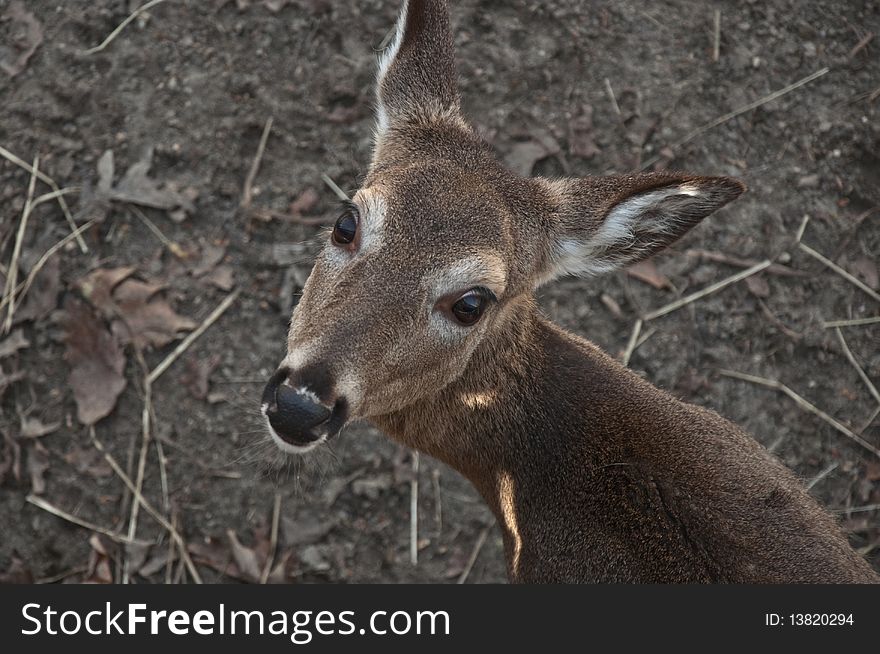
[0,329,29,359]
[78,268,194,348]
[27,442,49,495]
[290,188,319,216]
[111,148,197,213]
[14,255,61,325]
[181,353,222,400]
[626,259,671,290]
[0,366,26,400]
[504,135,561,177]
[89,533,110,557]
[63,445,112,478]
[189,538,240,579]
[62,298,128,425]
[0,1,43,77]
[227,529,263,583]
[281,509,335,547]
[600,293,623,319]
[86,536,117,584]
[849,256,879,290]
[0,556,33,584]
[0,431,22,485]
[191,242,227,277]
[745,275,770,298]
[110,278,196,349]
[125,542,152,574]
[267,549,294,584]
[76,266,137,318]
[90,149,196,220]
[568,104,600,159]
[19,416,60,439]
[204,264,235,291]
[138,550,174,579]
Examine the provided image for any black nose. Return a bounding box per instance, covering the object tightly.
[262,368,331,445]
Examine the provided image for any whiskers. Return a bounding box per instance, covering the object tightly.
[224,387,344,495]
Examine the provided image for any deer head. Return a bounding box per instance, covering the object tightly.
[261,0,744,454]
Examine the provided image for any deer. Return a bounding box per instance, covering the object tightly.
[260,0,879,583]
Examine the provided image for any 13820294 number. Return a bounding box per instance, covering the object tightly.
[790,614,854,626]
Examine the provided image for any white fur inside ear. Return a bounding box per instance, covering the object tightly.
[551,184,702,278]
[375,0,409,136]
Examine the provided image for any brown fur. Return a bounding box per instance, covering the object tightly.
[272,0,878,583]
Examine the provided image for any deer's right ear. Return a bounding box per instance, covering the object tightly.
[374,0,460,139]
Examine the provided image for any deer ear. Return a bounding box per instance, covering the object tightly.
[375,0,460,138]
[535,174,746,285]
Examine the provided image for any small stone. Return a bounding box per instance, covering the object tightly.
[797,174,820,189]
[299,545,331,572]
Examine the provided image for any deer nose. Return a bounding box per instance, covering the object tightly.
[261,368,331,446]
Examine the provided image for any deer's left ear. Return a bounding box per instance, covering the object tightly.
[533,173,746,285]
[374,0,460,138]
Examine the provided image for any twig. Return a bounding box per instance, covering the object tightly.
[832,207,878,260]
[621,319,643,367]
[410,452,419,566]
[82,0,171,55]
[685,249,807,277]
[795,214,810,244]
[712,9,721,62]
[635,326,657,349]
[643,260,771,321]
[36,566,89,585]
[241,117,274,210]
[833,503,880,515]
[834,327,880,407]
[432,467,442,536]
[376,25,396,51]
[249,207,332,226]
[4,159,44,333]
[848,31,874,59]
[719,369,880,459]
[676,67,829,148]
[154,431,170,513]
[758,300,802,340]
[642,68,830,169]
[90,429,203,583]
[798,242,880,303]
[3,155,39,334]
[0,144,87,252]
[604,78,621,117]
[823,316,880,329]
[166,510,178,584]
[806,462,839,491]
[131,207,187,259]
[32,187,80,208]
[0,220,95,314]
[148,288,241,384]
[321,173,350,201]
[123,351,153,585]
[260,491,282,584]
[457,520,494,584]
[860,405,880,435]
[26,495,151,546]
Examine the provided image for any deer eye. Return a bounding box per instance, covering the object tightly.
[331,206,359,246]
[450,290,490,326]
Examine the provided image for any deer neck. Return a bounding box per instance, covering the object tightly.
[372,297,633,569]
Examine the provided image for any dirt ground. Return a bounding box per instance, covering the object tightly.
[1,0,878,584]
